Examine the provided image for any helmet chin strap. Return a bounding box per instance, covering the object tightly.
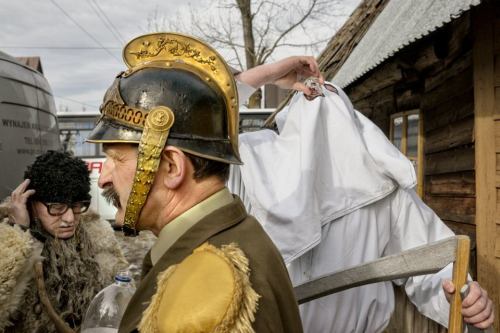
[123,106,175,236]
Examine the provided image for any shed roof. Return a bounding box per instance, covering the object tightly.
[317,0,389,81]
[16,56,43,74]
[332,0,482,87]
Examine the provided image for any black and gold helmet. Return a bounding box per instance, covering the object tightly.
[87,32,241,235]
[88,32,240,163]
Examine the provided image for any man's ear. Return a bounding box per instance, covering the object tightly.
[160,146,187,189]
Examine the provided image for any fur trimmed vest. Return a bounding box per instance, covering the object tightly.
[0,200,128,332]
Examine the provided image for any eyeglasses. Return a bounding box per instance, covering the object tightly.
[41,201,91,216]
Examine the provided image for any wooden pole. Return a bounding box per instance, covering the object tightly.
[448,235,470,333]
[472,0,500,329]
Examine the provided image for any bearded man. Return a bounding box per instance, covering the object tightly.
[0,150,127,332]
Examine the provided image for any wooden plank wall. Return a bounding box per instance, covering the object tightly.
[346,14,477,333]
[494,7,500,331]
[420,16,477,273]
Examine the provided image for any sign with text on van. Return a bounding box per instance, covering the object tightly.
[83,158,117,221]
[86,159,103,177]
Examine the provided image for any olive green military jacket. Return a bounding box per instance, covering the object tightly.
[118,196,303,333]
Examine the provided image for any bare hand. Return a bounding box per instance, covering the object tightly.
[271,56,324,94]
[10,179,35,228]
[443,280,494,329]
[236,56,324,96]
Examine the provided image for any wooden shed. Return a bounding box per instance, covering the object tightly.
[317,0,500,331]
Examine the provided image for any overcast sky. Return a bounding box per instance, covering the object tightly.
[1,0,361,113]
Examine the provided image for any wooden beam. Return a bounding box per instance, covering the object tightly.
[446,14,471,60]
[413,43,441,73]
[421,67,473,111]
[495,54,500,87]
[494,16,500,54]
[496,229,500,258]
[443,220,478,278]
[395,88,421,111]
[348,62,402,102]
[495,86,500,115]
[425,171,475,197]
[411,13,471,76]
[425,196,475,224]
[424,89,474,132]
[425,147,475,175]
[425,51,472,92]
[425,116,474,154]
[495,120,500,151]
[473,1,500,328]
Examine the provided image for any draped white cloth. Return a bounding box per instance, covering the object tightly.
[236,85,416,263]
[287,187,453,332]
[228,84,456,332]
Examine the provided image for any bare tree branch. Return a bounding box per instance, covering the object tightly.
[273,37,331,48]
[260,0,321,63]
[146,0,351,104]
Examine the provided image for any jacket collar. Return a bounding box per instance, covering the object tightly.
[119,195,247,333]
[150,188,234,265]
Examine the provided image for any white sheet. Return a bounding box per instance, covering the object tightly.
[229,84,455,332]
[237,85,416,263]
[287,188,453,332]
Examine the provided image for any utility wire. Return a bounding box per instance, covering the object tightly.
[87,0,124,46]
[54,95,99,109]
[89,0,126,45]
[1,46,120,50]
[49,0,121,63]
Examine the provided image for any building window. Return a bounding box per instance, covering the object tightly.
[60,129,101,157]
[58,116,102,158]
[390,110,424,196]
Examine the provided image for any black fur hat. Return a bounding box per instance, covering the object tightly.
[24,150,91,203]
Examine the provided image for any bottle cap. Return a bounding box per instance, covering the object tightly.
[115,271,132,283]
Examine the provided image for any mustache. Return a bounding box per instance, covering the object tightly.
[102,186,121,208]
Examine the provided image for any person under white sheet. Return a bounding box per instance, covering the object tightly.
[231,58,495,332]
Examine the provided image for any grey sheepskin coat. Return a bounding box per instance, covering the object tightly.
[0,200,128,332]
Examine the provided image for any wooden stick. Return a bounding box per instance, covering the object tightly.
[34,261,76,333]
[448,235,470,333]
[295,236,458,304]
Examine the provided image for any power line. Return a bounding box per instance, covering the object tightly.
[86,0,123,46]
[89,0,126,45]
[1,46,120,50]
[54,95,99,109]
[48,0,121,63]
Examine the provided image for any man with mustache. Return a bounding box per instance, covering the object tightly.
[86,32,323,333]
[0,150,127,332]
[102,185,121,210]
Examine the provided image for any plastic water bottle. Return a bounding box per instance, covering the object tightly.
[81,272,136,333]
